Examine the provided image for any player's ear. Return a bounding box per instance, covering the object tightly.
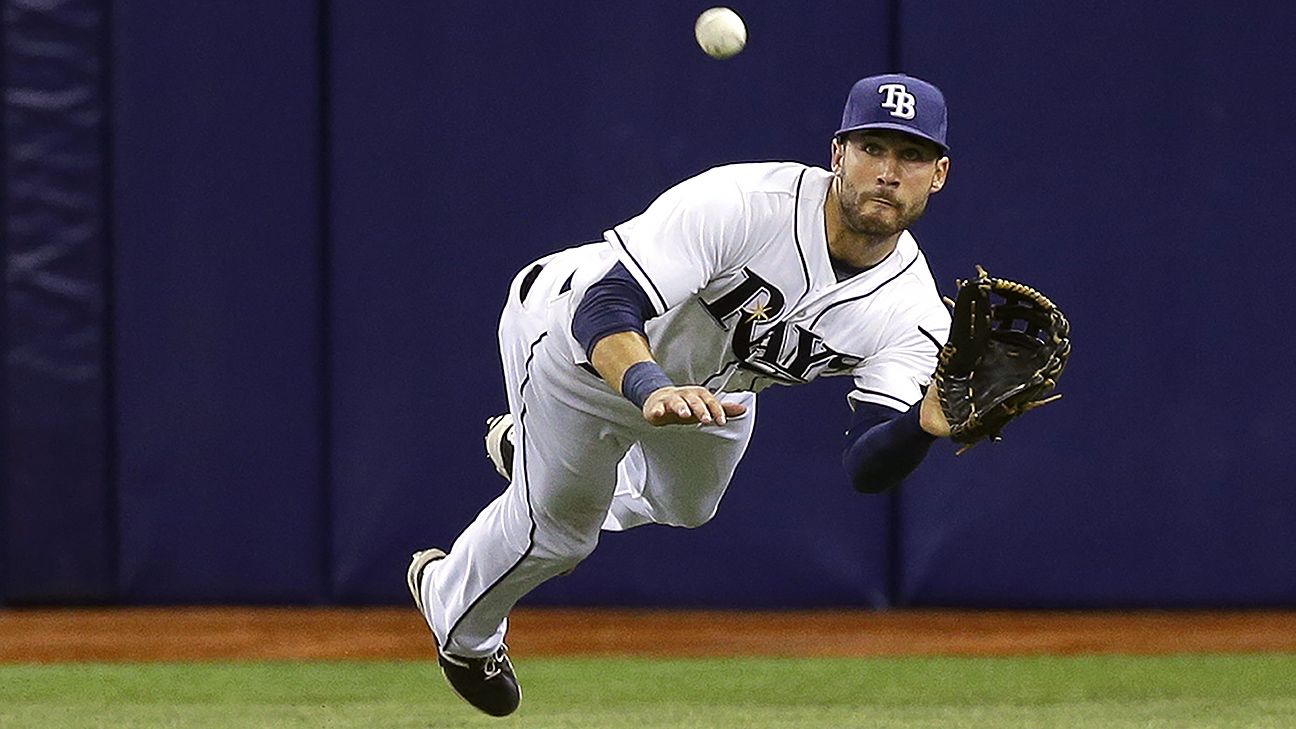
[830,136,844,172]
[929,157,950,193]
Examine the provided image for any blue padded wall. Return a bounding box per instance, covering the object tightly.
[5,0,1291,608]
[110,2,327,602]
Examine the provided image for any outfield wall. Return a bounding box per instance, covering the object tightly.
[2,1,1293,608]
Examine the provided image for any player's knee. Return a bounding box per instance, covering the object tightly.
[666,502,721,529]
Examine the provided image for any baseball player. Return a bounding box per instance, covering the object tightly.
[408,74,954,717]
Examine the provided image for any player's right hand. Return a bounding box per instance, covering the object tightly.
[642,386,747,427]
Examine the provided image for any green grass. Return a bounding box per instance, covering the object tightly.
[1,655,1293,728]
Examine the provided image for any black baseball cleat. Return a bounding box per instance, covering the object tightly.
[406,548,522,717]
[437,644,521,717]
[484,414,515,480]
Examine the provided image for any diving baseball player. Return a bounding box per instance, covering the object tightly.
[408,74,955,716]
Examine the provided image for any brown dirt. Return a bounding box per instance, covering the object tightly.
[2,608,1294,662]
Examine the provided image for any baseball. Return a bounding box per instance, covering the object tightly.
[694,7,746,60]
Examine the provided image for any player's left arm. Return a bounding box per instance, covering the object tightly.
[842,397,945,494]
[843,305,951,492]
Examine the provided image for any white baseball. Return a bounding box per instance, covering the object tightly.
[694,7,746,60]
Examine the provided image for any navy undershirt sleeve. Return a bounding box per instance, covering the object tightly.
[842,399,938,494]
[571,262,657,359]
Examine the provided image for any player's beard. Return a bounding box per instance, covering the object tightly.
[836,176,927,238]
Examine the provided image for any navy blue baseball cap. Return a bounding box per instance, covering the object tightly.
[835,73,949,154]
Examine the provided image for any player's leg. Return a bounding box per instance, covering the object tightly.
[603,392,756,530]
[425,353,631,655]
[413,253,637,716]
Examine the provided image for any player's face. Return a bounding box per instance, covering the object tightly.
[831,131,949,238]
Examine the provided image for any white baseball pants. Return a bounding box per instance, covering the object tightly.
[420,253,755,657]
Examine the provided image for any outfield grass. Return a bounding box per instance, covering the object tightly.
[1,655,1293,728]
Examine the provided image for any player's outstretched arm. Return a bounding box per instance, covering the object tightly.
[589,331,746,427]
[843,396,942,494]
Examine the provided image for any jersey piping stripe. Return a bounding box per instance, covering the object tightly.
[851,387,910,407]
[917,325,942,350]
[808,253,919,329]
[609,228,669,315]
[444,331,547,648]
[790,169,813,305]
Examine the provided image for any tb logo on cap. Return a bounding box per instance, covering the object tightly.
[877,83,916,119]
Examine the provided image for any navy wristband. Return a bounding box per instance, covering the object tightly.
[621,361,674,410]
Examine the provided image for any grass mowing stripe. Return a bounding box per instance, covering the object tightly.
[0,656,1293,728]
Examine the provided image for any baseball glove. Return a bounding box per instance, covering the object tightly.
[934,265,1071,453]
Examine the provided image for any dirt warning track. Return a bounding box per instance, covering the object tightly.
[2,608,1293,662]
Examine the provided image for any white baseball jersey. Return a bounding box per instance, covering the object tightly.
[555,161,951,411]
[421,161,951,659]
